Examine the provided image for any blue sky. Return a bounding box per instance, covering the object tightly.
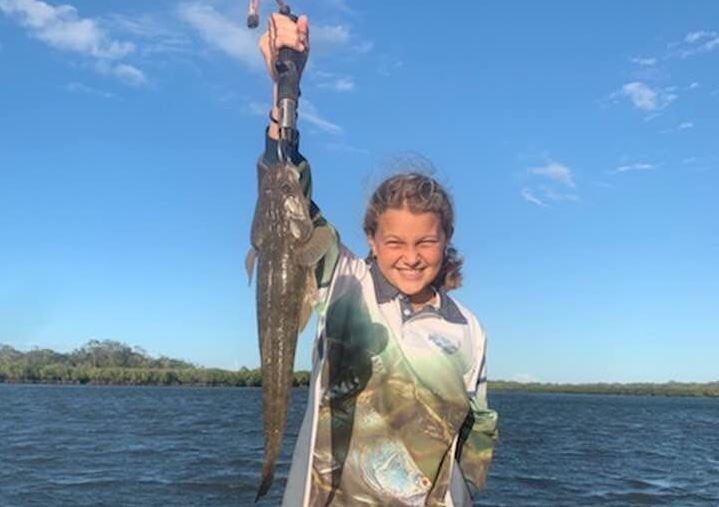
[1,0,717,382]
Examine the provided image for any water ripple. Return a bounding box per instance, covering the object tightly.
[1,386,718,506]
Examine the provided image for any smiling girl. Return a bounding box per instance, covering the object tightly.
[258,13,498,506]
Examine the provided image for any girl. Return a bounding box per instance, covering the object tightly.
[258,13,498,506]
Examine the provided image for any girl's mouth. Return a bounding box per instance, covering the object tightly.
[396,268,425,280]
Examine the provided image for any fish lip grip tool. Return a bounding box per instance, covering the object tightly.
[247,0,291,28]
[247,0,302,157]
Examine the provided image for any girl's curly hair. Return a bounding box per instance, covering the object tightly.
[363,172,463,290]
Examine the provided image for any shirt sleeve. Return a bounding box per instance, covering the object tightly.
[259,131,340,289]
[454,319,499,494]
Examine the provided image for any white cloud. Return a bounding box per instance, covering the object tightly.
[663,91,678,104]
[110,62,146,85]
[110,13,174,39]
[324,77,354,92]
[314,71,355,92]
[312,23,350,47]
[685,30,717,44]
[0,0,145,85]
[521,187,546,207]
[300,99,342,135]
[630,56,657,66]
[94,60,146,86]
[621,81,658,111]
[307,21,371,55]
[661,121,695,134]
[0,0,134,58]
[107,13,190,55]
[178,2,261,69]
[65,81,114,98]
[524,161,579,205]
[529,161,575,188]
[678,30,719,57]
[618,81,677,114]
[689,82,700,89]
[610,162,654,174]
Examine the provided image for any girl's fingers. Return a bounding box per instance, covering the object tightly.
[297,15,309,49]
[259,32,275,78]
[268,15,277,56]
[275,30,305,51]
[270,13,309,52]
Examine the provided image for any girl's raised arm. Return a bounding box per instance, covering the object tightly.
[256,13,340,291]
[259,12,308,141]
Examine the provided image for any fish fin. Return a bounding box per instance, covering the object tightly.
[289,219,303,239]
[295,225,334,267]
[299,270,317,332]
[245,247,257,286]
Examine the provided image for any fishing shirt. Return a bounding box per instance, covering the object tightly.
[261,134,498,506]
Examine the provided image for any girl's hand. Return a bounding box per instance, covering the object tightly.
[259,12,309,84]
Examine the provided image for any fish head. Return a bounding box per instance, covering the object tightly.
[262,163,313,241]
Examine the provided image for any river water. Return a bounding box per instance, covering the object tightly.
[1,385,717,506]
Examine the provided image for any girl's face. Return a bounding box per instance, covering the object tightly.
[368,206,446,301]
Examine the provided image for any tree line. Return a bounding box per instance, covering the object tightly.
[0,340,310,387]
[2,341,716,396]
[490,380,719,397]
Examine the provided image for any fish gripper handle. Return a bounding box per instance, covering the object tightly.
[275,7,304,142]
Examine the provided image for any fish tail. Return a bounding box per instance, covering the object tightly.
[256,415,282,498]
[255,463,276,501]
[256,360,289,499]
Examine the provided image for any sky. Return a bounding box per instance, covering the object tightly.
[1,0,717,383]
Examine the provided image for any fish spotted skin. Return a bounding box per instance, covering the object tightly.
[249,160,327,500]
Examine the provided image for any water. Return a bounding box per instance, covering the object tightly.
[1,385,717,506]
[486,392,719,506]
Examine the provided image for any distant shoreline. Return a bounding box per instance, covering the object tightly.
[2,378,718,397]
[489,380,719,398]
[0,340,309,388]
[3,341,717,397]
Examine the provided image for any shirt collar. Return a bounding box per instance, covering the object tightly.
[367,259,467,325]
[368,258,401,304]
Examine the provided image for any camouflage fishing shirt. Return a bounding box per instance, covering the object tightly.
[261,135,498,506]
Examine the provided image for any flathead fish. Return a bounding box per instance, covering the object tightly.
[246,159,332,500]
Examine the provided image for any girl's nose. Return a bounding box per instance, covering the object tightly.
[403,248,421,266]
